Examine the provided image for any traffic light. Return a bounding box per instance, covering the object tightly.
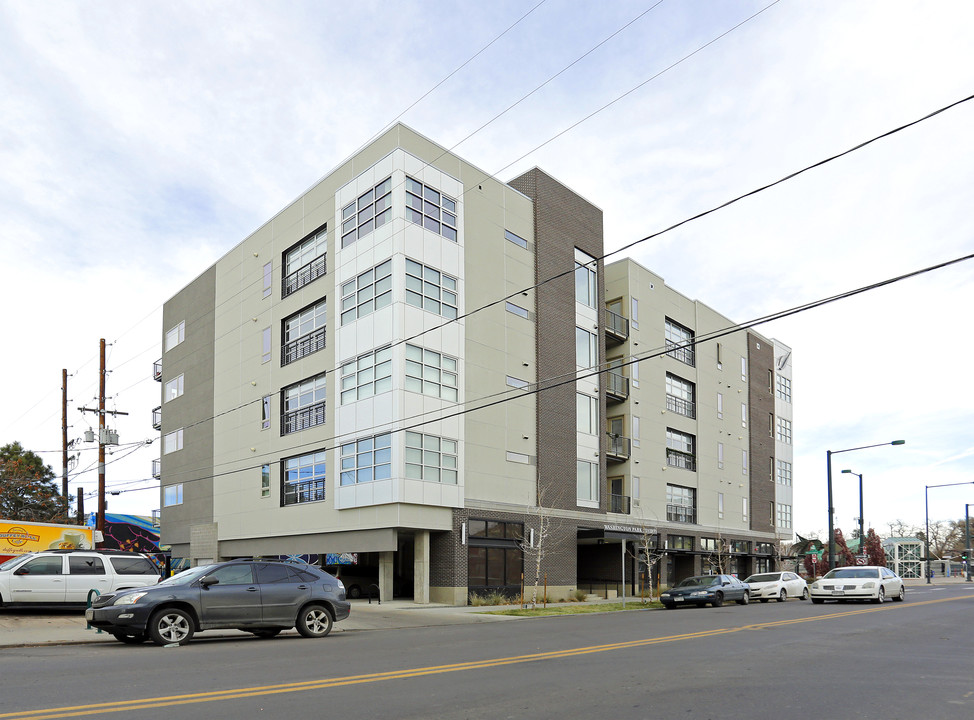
[963,549,971,563]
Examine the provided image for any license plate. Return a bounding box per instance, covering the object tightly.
[85,609,93,621]
[673,597,684,602]
[832,590,845,596]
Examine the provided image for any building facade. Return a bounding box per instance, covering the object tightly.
[155,125,795,604]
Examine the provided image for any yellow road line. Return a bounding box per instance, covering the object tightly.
[3,594,968,720]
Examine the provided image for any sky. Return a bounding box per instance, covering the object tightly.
[1,0,972,540]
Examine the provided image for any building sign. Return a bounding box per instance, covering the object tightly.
[0,520,93,558]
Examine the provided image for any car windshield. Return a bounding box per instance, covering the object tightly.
[157,564,218,587]
[823,568,880,579]
[0,555,31,571]
[676,575,718,587]
[745,573,780,583]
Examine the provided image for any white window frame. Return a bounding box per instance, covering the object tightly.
[405,176,457,242]
[405,344,458,401]
[574,248,597,309]
[164,374,184,402]
[340,346,392,404]
[341,177,392,248]
[339,434,392,485]
[163,428,183,455]
[576,459,599,505]
[405,431,458,484]
[576,393,598,435]
[341,259,393,325]
[165,321,185,352]
[163,483,183,506]
[405,259,458,319]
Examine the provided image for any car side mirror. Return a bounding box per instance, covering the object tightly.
[14,568,29,576]
[200,576,219,587]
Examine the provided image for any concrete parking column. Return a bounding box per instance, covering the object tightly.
[414,530,430,604]
[379,551,395,603]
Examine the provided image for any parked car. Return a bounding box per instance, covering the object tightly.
[743,571,809,602]
[86,558,350,646]
[660,574,750,608]
[323,565,379,599]
[809,565,905,604]
[0,549,159,606]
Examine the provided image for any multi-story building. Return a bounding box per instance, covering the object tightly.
[155,124,794,604]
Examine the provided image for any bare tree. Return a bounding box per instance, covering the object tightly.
[515,488,551,609]
[628,523,664,602]
[705,531,730,575]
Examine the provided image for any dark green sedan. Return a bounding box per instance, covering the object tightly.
[660,574,751,609]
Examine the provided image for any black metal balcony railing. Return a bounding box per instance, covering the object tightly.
[605,433,631,461]
[282,401,326,435]
[282,254,327,299]
[604,308,629,344]
[282,327,326,366]
[666,394,696,419]
[665,340,695,367]
[153,360,162,381]
[283,479,326,506]
[151,458,161,478]
[609,493,631,514]
[606,371,629,402]
[151,406,162,430]
[666,503,696,524]
[666,449,696,471]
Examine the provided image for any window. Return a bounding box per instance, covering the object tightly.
[631,358,639,387]
[505,229,527,248]
[506,451,529,464]
[768,369,774,394]
[632,416,640,448]
[769,413,774,437]
[163,483,183,506]
[741,356,748,381]
[665,373,695,418]
[777,459,793,486]
[506,376,529,389]
[21,556,62,575]
[666,428,695,471]
[576,394,598,434]
[405,176,457,241]
[163,428,183,454]
[340,346,392,404]
[262,262,272,298]
[165,321,185,352]
[283,227,327,297]
[282,300,326,365]
[342,177,392,248]
[777,503,793,529]
[718,492,724,519]
[742,450,748,475]
[574,248,597,308]
[467,521,523,591]
[405,432,458,484]
[110,557,157,575]
[261,395,271,430]
[741,402,747,427]
[69,556,105,575]
[340,434,392,485]
[283,450,326,505]
[261,465,271,498]
[405,259,458,319]
[164,374,184,402]
[282,373,327,434]
[262,327,271,364]
[405,344,459,401]
[341,259,392,325]
[664,318,694,366]
[777,417,793,444]
[630,297,639,329]
[776,374,792,402]
[716,342,723,369]
[576,327,597,368]
[506,301,529,319]
[577,460,599,503]
[666,484,696,524]
[717,392,723,419]
[717,442,724,469]
[742,497,749,523]
[700,537,717,552]
[669,535,694,551]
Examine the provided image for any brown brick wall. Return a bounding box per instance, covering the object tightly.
[747,332,775,534]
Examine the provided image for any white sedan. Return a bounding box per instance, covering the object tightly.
[809,565,905,604]
[743,571,808,602]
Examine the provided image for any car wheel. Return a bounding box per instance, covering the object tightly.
[872,586,886,604]
[777,589,787,603]
[811,597,824,604]
[712,591,724,608]
[801,588,809,601]
[892,585,905,602]
[347,585,362,600]
[251,629,283,638]
[148,608,194,646]
[296,604,333,638]
[737,590,749,605]
[111,632,147,645]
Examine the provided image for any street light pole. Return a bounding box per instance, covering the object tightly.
[966,503,972,583]
[923,481,974,584]
[826,441,904,571]
[842,469,864,557]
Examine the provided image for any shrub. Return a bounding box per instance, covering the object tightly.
[468,590,510,606]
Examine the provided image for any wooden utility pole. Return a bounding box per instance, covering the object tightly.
[61,368,69,520]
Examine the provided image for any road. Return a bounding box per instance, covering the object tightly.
[1,584,972,720]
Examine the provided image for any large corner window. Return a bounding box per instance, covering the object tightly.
[574,248,597,308]
[283,227,327,298]
[340,433,392,485]
[340,346,392,404]
[282,373,326,435]
[283,450,326,505]
[664,318,695,366]
[405,259,458,319]
[776,374,792,402]
[666,484,696,524]
[405,177,457,241]
[405,432,458,484]
[405,344,458,401]
[341,259,392,325]
[282,300,326,366]
[342,177,392,248]
[776,417,793,445]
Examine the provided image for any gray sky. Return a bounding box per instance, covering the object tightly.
[1,0,972,539]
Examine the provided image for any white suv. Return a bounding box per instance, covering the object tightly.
[0,549,160,606]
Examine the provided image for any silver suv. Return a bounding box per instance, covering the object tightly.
[0,549,160,606]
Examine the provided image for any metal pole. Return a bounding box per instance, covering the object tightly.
[621,540,626,608]
[925,486,931,584]
[98,338,106,542]
[859,473,864,558]
[966,504,971,583]
[62,369,69,521]
[827,450,835,571]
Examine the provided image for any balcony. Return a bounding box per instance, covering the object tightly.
[151,509,160,528]
[282,254,327,299]
[604,308,629,345]
[605,433,631,462]
[606,371,629,403]
[282,327,326,366]
[666,504,696,524]
[282,401,326,435]
[666,449,696,472]
[151,406,162,430]
[153,359,162,381]
[665,340,695,367]
[609,493,631,514]
[151,458,161,479]
[666,394,696,419]
[283,479,326,506]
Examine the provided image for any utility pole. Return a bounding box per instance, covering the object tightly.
[61,368,69,521]
[78,339,128,543]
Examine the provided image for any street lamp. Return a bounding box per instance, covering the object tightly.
[841,469,864,557]
[924,481,974,584]
[826,440,904,571]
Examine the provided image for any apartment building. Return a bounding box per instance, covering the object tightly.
[155,124,794,604]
